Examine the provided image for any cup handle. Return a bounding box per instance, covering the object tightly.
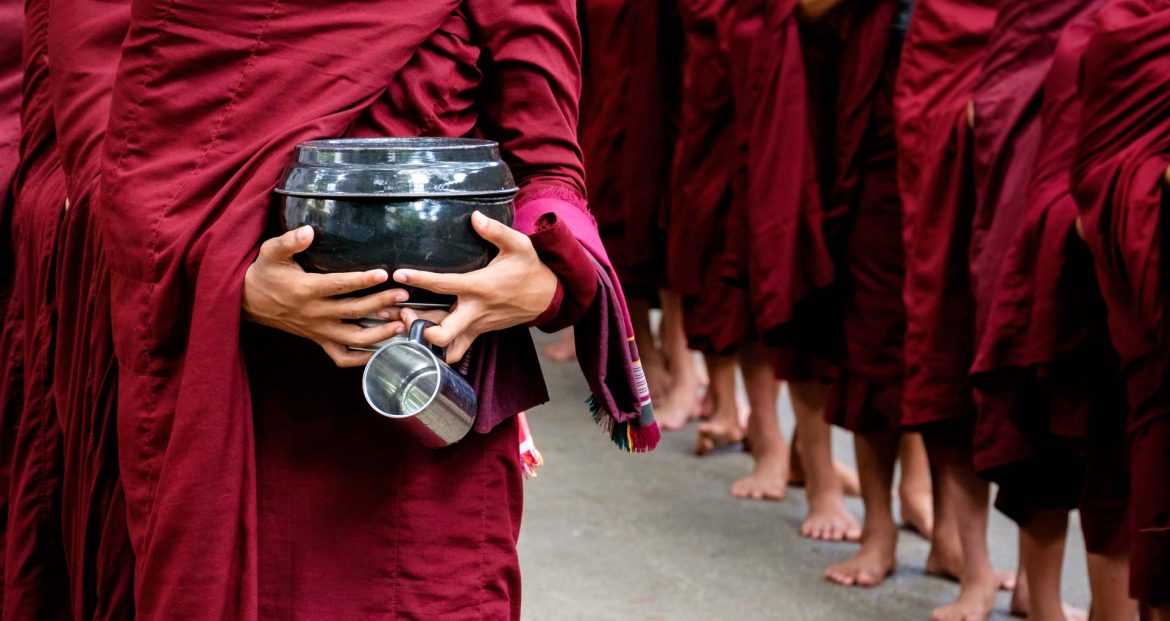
[408,319,446,359]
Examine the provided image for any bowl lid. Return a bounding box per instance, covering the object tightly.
[275,137,518,199]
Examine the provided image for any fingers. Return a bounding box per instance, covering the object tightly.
[332,320,405,349]
[318,340,373,368]
[422,303,476,349]
[444,334,475,364]
[303,269,389,299]
[259,226,314,263]
[392,268,469,296]
[470,210,530,254]
[400,307,450,329]
[314,288,407,321]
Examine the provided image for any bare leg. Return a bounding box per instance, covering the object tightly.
[826,430,900,586]
[789,380,861,542]
[929,457,999,621]
[656,291,704,430]
[898,432,934,539]
[543,328,577,362]
[925,461,1015,591]
[789,427,861,496]
[629,297,671,409]
[695,353,745,455]
[1085,550,1136,621]
[1011,509,1086,621]
[730,342,789,501]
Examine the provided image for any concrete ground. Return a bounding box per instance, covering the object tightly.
[518,333,1092,621]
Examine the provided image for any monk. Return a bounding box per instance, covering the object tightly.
[710,0,858,540]
[0,0,71,617]
[47,0,137,617]
[669,0,754,456]
[579,0,701,427]
[97,1,654,618]
[798,0,933,586]
[896,0,1017,618]
[1071,0,1170,615]
[966,2,1131,620]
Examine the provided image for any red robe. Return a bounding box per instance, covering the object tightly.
[47,0,136,617]
[668,0,752,354]
[1071,0,1170,604]
[1,0,70,617]
[0,0,25,612]
[822,0,905,432]
[579,0,680,299]
[970,7,1128,556]
[726,0,836,362]
[895,0,998,435]
[98,1,630,618]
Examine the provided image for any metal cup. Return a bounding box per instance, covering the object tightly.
[361,319,477,448]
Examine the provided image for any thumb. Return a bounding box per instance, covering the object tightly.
[259,225,313,263]
[471,211,528,254]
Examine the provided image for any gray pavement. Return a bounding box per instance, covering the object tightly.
[518,332,1092,621]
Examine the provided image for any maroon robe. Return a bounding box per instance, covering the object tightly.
[668,0,752,354]
[895,0,997,437]
[0,0,24,613]
[822,0,905,432]
[579,0,680,300]
[1,0,70,617]
[726,0,836,360]
[970,7,1128,556]
[98,1,635,618]
[1071,0,1170,604]
[47,0,136,617]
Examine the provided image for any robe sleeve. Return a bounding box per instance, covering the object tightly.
[468,0,658,447]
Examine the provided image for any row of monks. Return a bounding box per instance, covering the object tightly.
[570,0,1170,619]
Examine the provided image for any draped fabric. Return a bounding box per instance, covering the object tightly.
[668,0,752,354]
[823,0,907,432]
[1,0,69,618]
[969,8,1129,556]
[1071,0,1170,604]
[47,0,136,617]
[894,0,998,428]
[579,0,680,299]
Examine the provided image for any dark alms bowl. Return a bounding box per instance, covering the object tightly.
[276,138,517,308]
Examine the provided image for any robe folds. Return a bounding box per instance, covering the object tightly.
[0,2,23,597]
[668,0,752,354]
[1071,0,1170,603]
[724,0,836,360]
[970,8,1129,556]
[97,1,641,618]
[894,0,998,434]
[47,0,137,617]
[823,0,906,433]
[1,0,70,618]
[579,0,680,300]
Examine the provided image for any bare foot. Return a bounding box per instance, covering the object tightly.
[825,531,897,587]
[788,453,859,496]
[836,460,861,497]
[899,489,934,539]
[731,457,788,501]
[542,330,576,362]
[926,549,1016,591]
[644,359,672,404]
[1008,581,1086,621]
[694,420,746,455]
[802,494,862,542]
[656,382,704,431]
[931,574,998,621]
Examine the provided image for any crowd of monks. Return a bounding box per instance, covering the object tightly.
[563,0,1170,619]
[0,0,1169,619]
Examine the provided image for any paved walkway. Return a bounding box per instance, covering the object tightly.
[518,333,1091,621]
